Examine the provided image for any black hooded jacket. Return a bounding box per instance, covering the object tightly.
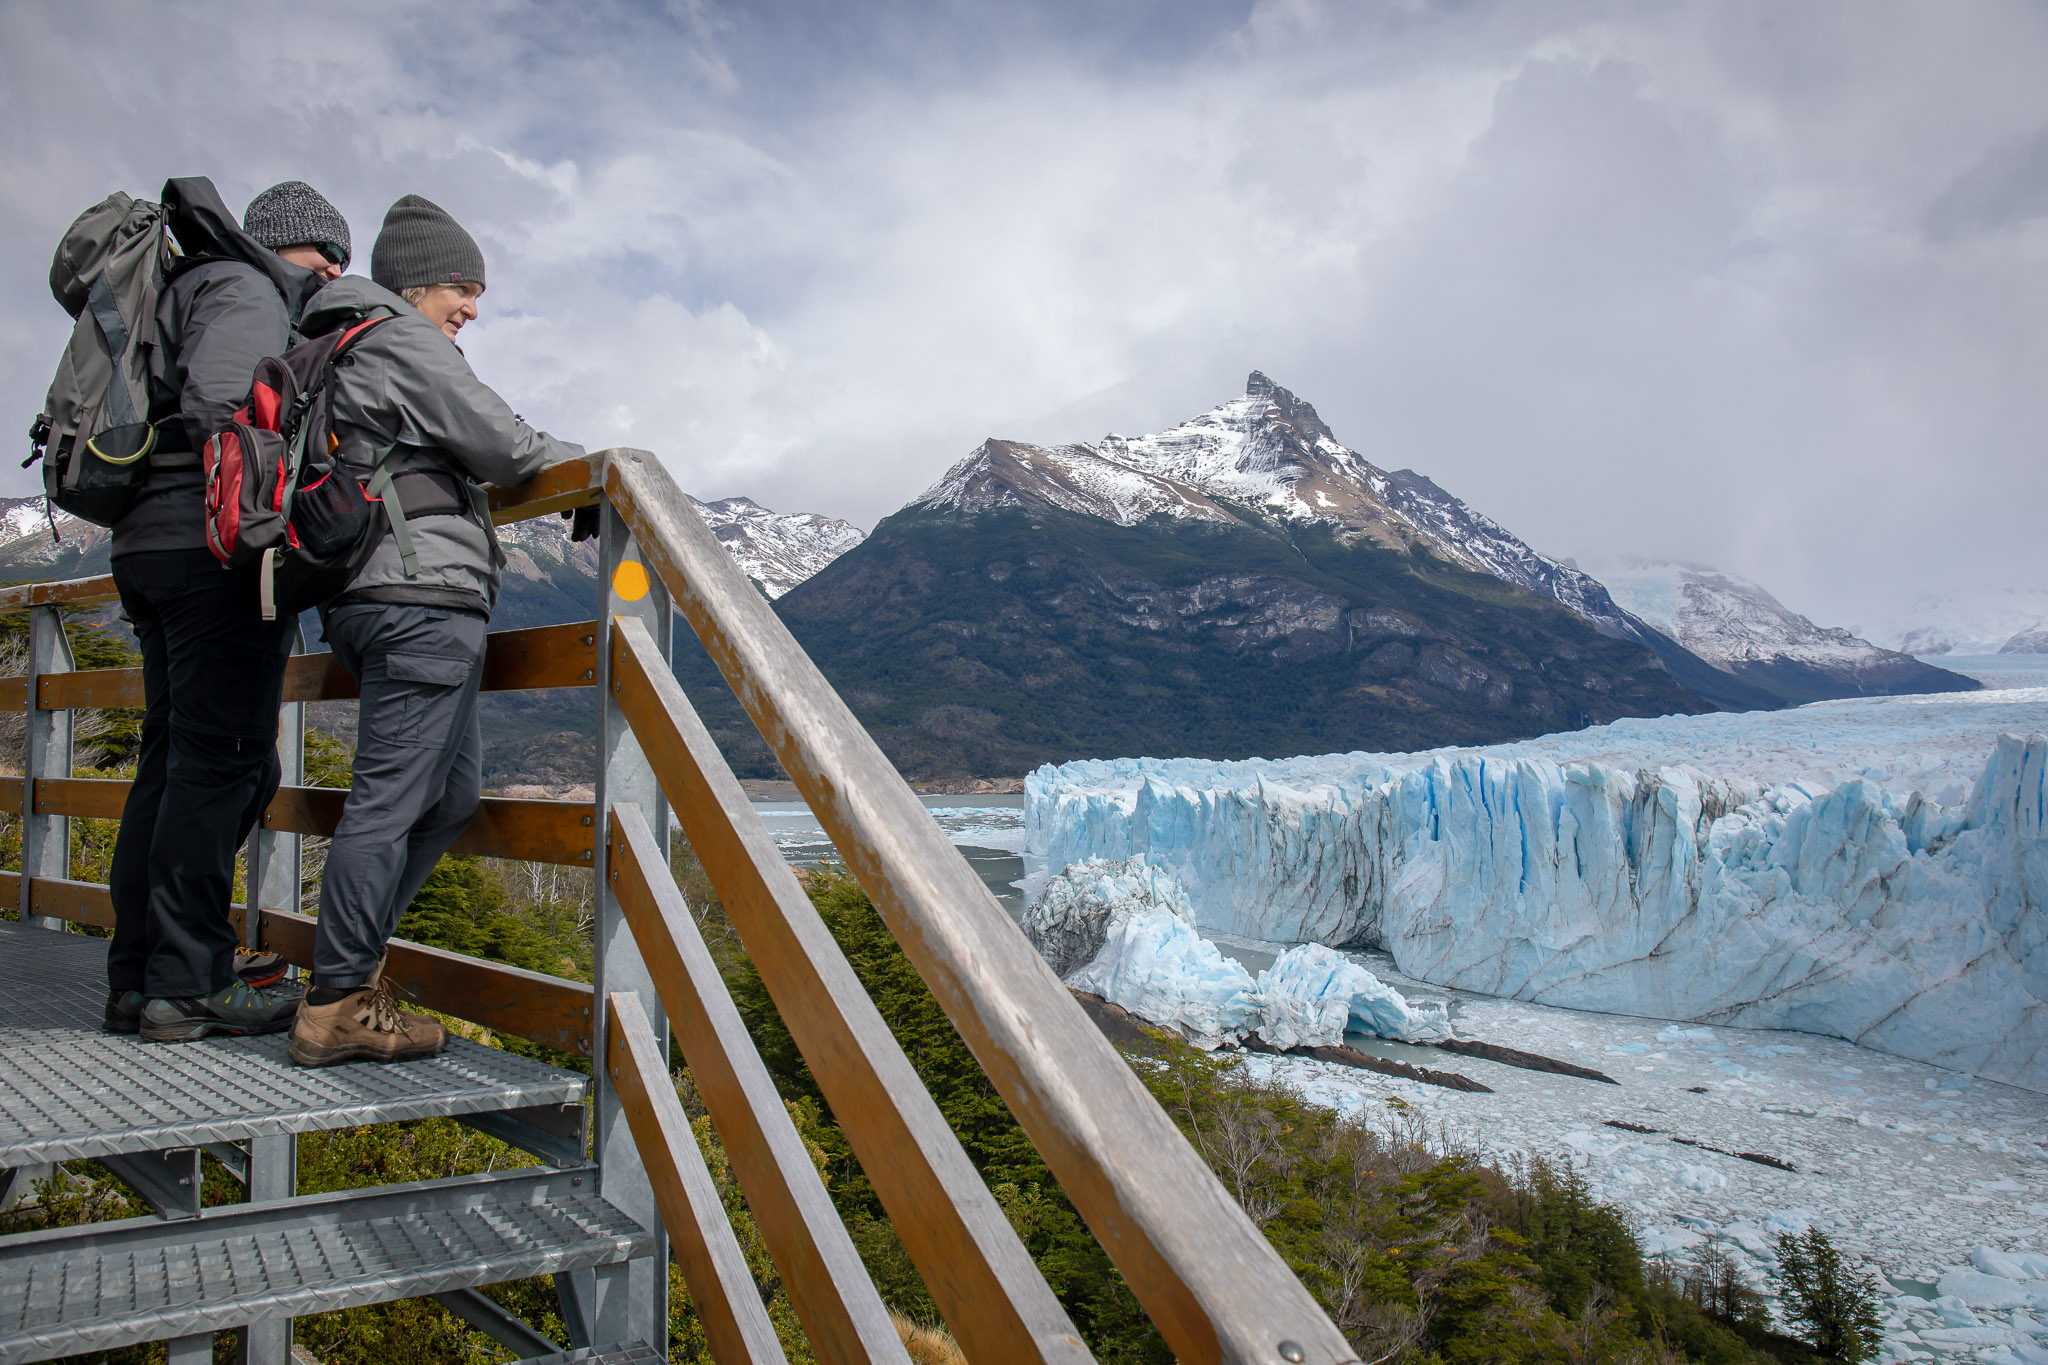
[113,177,326,558]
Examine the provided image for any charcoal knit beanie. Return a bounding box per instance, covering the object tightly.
[242,180,352,268]
[370,195,486,293]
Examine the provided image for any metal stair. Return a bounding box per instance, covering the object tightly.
[0,921,632,1362]
[0,1168,647,1360]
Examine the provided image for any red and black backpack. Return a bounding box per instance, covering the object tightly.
[201,310,396,619]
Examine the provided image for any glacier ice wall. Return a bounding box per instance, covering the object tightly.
[1027,734,2048,1093]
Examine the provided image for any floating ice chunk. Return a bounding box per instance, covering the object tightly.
[1933,1295,1983,1327]
[1255,942,1451,1047]
[1065,908,1258,1049]
[1021,855,1199,976]
[1975,1249,2048,1282]
[1938,1268,2048,1309]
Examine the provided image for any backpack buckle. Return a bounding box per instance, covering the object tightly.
[24,413,49,469]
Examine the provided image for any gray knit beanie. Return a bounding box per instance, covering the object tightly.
[370,195,486,293]
[242,181,351,268]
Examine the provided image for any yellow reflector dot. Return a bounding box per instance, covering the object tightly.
[612,560,650,602]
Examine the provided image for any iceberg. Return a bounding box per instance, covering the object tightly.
[1255,942,1450,1047]
[1026,856,1448,1048]
[1026,694,2048,1093]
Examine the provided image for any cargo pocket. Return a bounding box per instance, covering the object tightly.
[383,650,476,748]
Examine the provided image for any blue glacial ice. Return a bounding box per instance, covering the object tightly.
[1025,691,2048,1093]
[1023,856,1448,1048]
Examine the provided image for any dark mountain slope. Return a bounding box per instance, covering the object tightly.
[675,504,1710,780]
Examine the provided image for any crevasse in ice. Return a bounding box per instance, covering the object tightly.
[1026,725,2048,1094]
[1026,856,1451,1049]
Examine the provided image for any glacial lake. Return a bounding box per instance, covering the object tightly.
[752,794,1029,916]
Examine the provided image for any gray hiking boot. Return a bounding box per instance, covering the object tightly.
[140,979,304,1043]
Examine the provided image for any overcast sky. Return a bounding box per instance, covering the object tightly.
[4,0,2044,636]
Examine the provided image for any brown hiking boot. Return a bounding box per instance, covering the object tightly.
[287,967,445,1067]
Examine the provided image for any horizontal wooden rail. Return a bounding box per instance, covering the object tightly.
[261,788,597,865]
[24,777,593,865]
[610,615,1085,1363]
[0,574,119,614]
[607,990,789,1365]
[31,620,600,711]
[606,447,1355,1365]
[610,802,905,1365]
[0,778,18,814]
[490,452,604,524]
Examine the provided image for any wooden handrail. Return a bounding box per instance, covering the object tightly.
[606,991,788,1364]
[609,801,907,1364]
[608,614,1085,1362]
[603,447,1355,1365]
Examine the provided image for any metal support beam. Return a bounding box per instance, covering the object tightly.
[432,1287,562,1358]
[203,1142,249,1185]
[248,623,305,927]
[98,1147,202,1221]
[590,500,671,1352]
[554,1266,597,1350]
[22,605,74,931]
[241,1132,296,1365]
[165,1332,212,1365]
[457,1103,587,1170]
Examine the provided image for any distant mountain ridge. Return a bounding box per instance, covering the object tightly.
[1582,555,1975,705]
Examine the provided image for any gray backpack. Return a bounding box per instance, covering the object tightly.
[26,191,182,526]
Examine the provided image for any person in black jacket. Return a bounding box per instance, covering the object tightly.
[105,177,351,1043]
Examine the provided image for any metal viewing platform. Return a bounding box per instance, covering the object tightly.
[0,450,1359,1363]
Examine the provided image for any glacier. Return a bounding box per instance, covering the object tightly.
[1026,688,2048,1093]
[1023,856,1450,1049]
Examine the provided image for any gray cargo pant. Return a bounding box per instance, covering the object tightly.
[314,602,487,989]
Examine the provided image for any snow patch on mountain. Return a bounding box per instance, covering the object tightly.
[688,496,864,598]
[1580,553,1955,688]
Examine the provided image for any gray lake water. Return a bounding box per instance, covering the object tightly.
[751,794,1028,915]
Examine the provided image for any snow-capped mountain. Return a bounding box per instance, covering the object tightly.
[1999,617,2048,654]
[907,374,1977,708]
[689,496,864,599]
[1580,555,1972,705]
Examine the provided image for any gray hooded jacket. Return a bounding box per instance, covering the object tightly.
[298,276,584,614]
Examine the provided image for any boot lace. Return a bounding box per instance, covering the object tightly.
[356,979,415,1036]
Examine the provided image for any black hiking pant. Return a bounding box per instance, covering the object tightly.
[108,549,295,998]
[312,602,487,990]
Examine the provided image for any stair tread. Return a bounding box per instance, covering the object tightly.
[0,923,586,1167]
[0,1169,647,1361]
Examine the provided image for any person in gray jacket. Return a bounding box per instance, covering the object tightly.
[111,178,350,1043]
[287,195,585,1067]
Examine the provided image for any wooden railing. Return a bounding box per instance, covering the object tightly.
[1,449,1356,1364]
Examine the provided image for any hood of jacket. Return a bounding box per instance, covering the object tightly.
[299,274,425,339]
[161,176,325,324]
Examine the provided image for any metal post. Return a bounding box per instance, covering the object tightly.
[247,623,305,930]
[239,1133,296,1364]
[165,1333,212,1365]
[21,606,73,931]
[591,499,671,1351]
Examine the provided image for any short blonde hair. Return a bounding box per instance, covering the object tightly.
[400,281,483,306]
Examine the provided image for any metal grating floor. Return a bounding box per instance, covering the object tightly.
[0,1169,648,1360]
[0,923,587,1166]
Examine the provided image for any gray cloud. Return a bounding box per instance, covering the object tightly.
[3,0,2044,634]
